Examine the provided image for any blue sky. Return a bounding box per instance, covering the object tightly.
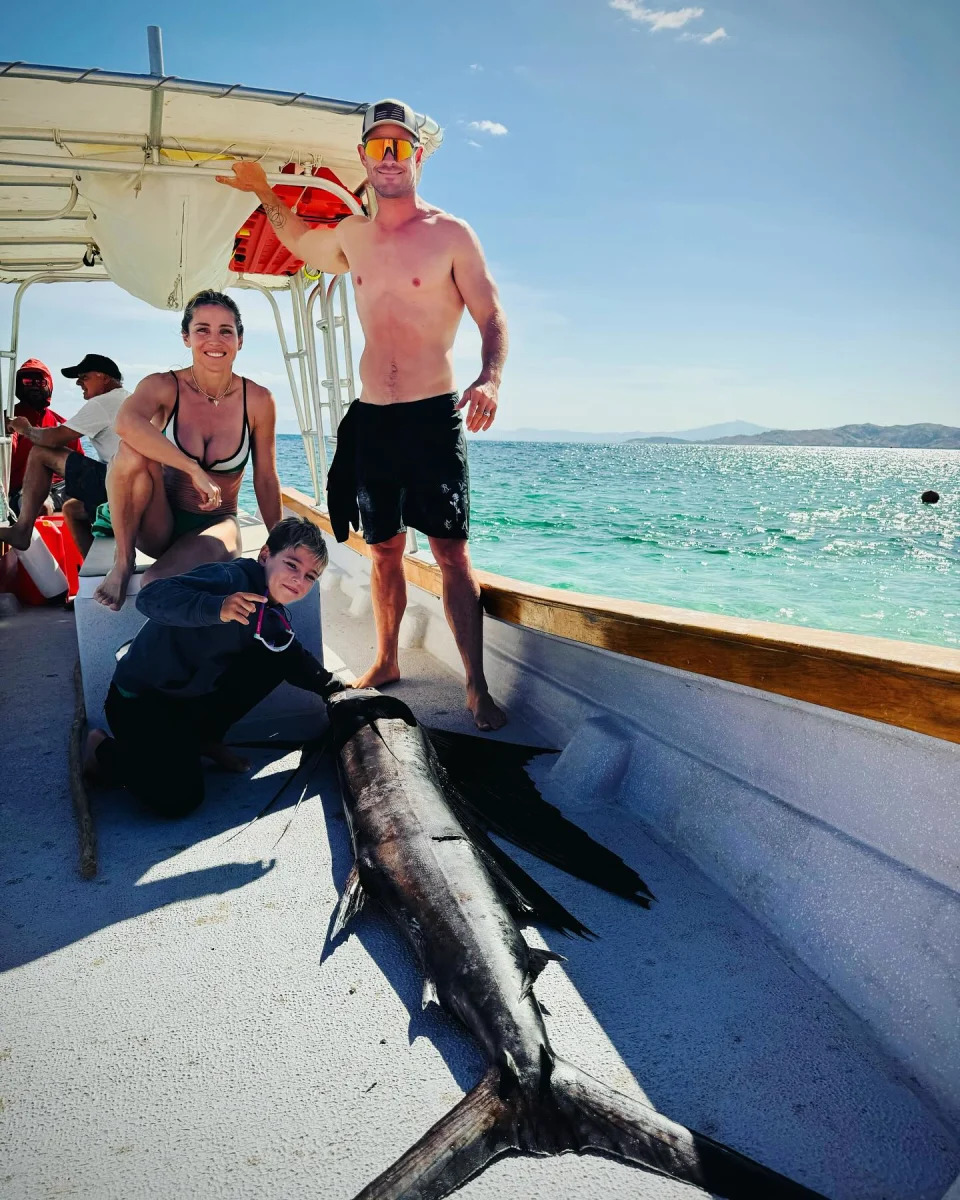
[2,0,958,434]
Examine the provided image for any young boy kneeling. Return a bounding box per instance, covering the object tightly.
[86,516,343,818]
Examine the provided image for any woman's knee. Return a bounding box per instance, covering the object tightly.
[111,440,146,470]
[110,440,161,480]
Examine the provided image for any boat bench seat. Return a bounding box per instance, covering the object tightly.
[74,512,326,737]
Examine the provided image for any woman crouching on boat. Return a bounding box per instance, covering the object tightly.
[95,290,281,610]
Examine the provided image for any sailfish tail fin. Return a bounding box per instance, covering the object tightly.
[351,1056,830,1200]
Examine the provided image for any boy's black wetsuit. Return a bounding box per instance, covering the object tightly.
[95,557,340,818]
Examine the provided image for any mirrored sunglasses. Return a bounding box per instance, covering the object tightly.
[254,603,295,652]
[363,136,417,162]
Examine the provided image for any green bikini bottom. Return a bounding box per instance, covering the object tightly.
[90,503,234,541]
[170,508,234,540]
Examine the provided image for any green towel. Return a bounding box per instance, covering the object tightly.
[91,502,114,538]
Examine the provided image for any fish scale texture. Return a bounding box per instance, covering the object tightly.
[1,601,958,1200]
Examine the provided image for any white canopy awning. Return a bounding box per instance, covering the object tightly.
[0,62,442,302]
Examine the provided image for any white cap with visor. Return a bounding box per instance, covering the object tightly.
[362,99,421,143]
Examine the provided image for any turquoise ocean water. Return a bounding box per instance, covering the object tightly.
[243,438,959,650]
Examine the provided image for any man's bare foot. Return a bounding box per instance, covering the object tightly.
[94,563,132,611]
[201,742,250,773]
[353,660,401,690]
[0,523,31,551]
[468,689,507,732]
[83,728,109,780]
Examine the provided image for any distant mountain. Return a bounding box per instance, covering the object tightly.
[490,420,770,444]
[705,423,960,449]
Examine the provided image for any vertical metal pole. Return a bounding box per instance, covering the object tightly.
[146,27,165,165]
[300,279,329,459]
[316,282,341,431]
[336,275,357,406]
[1,278,28,506]
[233,280,321,504]
[289,273,327,483]
[289,274,311,418]
[323,276,346,427]
[147,25,164,71]
[5,276,30,423]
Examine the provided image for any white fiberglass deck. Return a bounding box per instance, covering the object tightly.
[1,586,958,1200]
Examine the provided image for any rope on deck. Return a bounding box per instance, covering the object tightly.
[69,658,97,879]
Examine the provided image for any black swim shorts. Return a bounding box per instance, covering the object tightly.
[354,393,469,545]
[64,450,108,516]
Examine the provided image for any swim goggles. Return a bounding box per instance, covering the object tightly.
[254,603,295,652]
[363,136,417,162]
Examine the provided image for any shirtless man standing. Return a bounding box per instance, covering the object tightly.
[217,99,507,730]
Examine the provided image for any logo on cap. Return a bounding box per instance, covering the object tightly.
[373,102,407,124]
[362,98,419,142]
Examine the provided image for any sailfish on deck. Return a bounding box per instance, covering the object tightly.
[315,688,829,1200]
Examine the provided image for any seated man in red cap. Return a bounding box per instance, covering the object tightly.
[1,355,126,556]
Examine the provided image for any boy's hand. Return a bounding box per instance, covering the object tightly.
[220,592,267,625]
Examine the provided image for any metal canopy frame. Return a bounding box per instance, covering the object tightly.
[1,262,355,513]
[0,27,388,513]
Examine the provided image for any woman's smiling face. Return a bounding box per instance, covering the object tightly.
[182,304,242,368]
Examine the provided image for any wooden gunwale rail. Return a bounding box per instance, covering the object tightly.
[283,487,960,746]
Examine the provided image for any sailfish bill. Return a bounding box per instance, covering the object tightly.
[324,689,828,1200]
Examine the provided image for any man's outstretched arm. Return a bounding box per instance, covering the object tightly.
[216,161,352,274]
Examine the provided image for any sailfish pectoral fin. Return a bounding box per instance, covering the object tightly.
[331,862,367,941]
[425,728,655,909]
[519,947,566,1002]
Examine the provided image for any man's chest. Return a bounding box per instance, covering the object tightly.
[343,228,458,303]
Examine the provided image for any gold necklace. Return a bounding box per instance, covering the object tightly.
[189,367,234,406]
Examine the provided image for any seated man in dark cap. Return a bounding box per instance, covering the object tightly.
[1,354,127,556]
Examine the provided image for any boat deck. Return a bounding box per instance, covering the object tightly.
[1,584,958,1200]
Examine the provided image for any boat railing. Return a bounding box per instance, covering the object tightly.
[282,486,960,747]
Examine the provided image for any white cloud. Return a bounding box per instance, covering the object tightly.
[467,140,482,149]
[468,120,509,136]
[469,63,483,71]
[609,0,704,32]
[682,25,727,43]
